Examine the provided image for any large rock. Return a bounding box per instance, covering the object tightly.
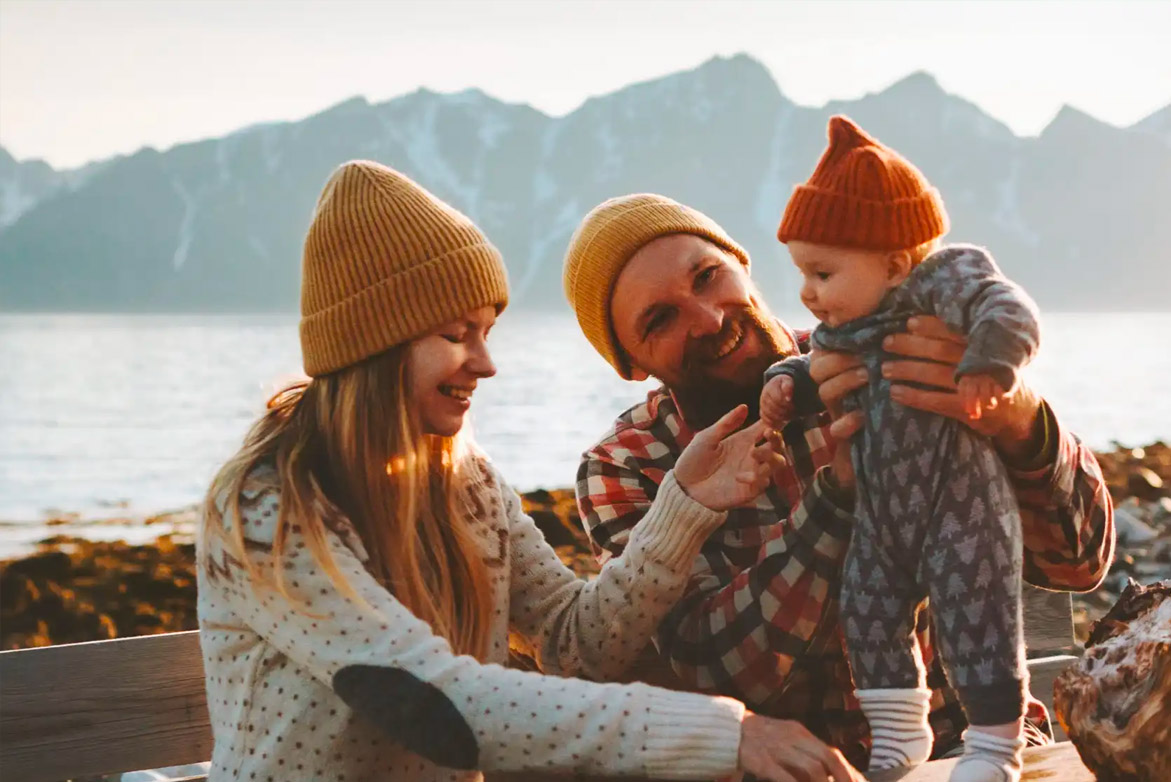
[1054,579,1171,781]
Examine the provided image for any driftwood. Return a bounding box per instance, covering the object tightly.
[1053,579,1171,781]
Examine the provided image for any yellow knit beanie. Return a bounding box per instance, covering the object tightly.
[562,194,749,378]
[300,161,509,377]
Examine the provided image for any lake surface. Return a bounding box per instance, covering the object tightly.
[2,311,1168,528]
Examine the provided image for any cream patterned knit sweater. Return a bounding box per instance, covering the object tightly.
[197,458,745,781]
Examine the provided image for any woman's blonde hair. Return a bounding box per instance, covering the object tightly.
[201,346,494,659]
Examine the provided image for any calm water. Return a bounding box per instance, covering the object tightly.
[1,311,1169,528]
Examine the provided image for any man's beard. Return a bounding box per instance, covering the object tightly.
[669,305,792,430]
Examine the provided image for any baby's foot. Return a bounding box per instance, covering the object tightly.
[948,728,1025,782]
[857,688,934,771]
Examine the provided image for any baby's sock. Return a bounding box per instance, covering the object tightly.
[857,687,934,770]
[949,727,1025,782]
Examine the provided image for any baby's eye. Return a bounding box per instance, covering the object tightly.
[817,272,831,281]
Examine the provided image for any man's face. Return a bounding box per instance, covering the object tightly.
[610,233,789,426]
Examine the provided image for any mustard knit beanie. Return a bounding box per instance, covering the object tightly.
[299,161,509,377]
[562,194,749,378]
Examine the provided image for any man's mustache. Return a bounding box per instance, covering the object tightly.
[681,309,751,373]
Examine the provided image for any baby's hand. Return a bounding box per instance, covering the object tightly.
[957,374,1008,421]
[760,375,796,431]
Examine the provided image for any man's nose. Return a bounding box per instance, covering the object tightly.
[687,299,724,337]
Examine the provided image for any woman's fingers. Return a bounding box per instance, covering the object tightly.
[817,746,863,782]
[699,403,750,445]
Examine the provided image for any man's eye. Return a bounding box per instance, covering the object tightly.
[644,311,670,338]
[696,266,717,287]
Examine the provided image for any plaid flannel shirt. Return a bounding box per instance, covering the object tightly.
[575,327,1114,768]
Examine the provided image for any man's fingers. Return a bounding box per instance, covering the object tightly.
[817,368,868,411]
[883,331,966,364]
[808,350,863,385]
[828,410,863,442]
[882,359,957,391]
[892,385,962,418]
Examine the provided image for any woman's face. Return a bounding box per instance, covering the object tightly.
[406,306,498,437]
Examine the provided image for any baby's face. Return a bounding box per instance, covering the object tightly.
[788,241,904,327]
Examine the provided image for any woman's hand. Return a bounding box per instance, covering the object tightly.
[737,711,864,782]
[881,316,1042,456]
[675,405,774,511]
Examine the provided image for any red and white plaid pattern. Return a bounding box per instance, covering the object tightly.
[575,331,1114,768]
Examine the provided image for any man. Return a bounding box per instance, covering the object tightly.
[562,193,1114,768]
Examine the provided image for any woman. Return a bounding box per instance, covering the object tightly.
[197,160,861,782]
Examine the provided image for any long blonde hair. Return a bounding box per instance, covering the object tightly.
[201,345,494,659]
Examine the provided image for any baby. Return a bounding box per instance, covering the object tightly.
[762,116,1040,782]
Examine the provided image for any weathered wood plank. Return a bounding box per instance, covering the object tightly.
[871,741,1091,781]
[0,581,1077,782]
[1026,654,1077,740]
[1022,584,1076,657]
[0,631,213,782]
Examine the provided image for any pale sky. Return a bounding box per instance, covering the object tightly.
[2,0,1169,169]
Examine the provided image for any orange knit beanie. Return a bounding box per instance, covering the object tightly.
[778,115,949,251]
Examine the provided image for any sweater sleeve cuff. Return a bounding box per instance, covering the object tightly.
[627,470,727,571]
[793,468,855,557]
[1001,399,1059,475]
[641,689,744,779]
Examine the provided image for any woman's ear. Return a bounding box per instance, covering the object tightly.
[886,251,913,287]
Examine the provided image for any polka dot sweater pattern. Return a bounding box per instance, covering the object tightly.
[197,460,745,781]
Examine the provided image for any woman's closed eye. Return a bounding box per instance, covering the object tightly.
[442,331,465,344]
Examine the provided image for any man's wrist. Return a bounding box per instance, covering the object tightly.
[821,467,856,509]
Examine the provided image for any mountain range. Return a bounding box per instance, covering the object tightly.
[2,54,1169,312]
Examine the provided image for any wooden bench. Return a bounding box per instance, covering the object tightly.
[0,586,1078,782]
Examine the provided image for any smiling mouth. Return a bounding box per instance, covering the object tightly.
[439,385,474,401]
[711,320,745,361]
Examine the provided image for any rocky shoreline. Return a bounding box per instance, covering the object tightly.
[3,443,1170,651]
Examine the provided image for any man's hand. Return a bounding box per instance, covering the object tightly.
[675,405,775,510]
[808,351,863,491]
[881,316,1042,458]
[811,316,1043,462]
